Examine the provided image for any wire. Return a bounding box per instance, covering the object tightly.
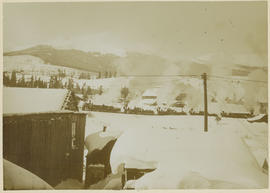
[118,74,267,84]
[208,75,268,84]
[119,74,200,78]
[207,78,267,88]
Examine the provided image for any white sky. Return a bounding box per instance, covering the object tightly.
[3,1,267,65]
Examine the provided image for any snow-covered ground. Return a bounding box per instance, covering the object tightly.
[85,112,268,189]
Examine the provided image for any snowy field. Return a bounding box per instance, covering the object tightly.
[85,112,268,189]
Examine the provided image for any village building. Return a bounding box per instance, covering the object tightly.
[207,102,251,118]
[141,89,158,106]
[3,87,87,188]
[170,93,188,112]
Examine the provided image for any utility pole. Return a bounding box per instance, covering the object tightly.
[202,73,208,132]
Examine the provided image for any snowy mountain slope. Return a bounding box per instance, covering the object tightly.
[4,45,117,72]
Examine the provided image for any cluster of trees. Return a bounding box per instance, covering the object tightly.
[57,69,66,78]
[97,71,117,79]
[70,82,103,101]
[3,71,48,88]
[78,72,92,79]
[49,75,64,88]
[3,71,103,99]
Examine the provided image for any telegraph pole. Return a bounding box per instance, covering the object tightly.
[202,73,208,132]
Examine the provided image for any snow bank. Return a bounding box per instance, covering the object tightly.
[4,159,53,190]
[54,179,84,189]
[110,126,268,189]
[85,130,122,154]
[87,112,267,166]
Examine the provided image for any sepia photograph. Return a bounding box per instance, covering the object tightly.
[2,0,268,190]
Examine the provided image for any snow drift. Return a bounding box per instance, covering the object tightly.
[110,126,268,189]
[85,130,122,154]
[4,159,53,190]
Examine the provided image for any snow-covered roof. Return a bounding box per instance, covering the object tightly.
[208,103,249,114]
[222,103,249,114]
[142,89,157,97]
[3,87,70,114]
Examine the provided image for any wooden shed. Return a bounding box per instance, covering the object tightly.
[3,87,87,188]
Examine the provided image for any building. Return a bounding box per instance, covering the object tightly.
[208,102,251,118]
[3,87,87,188]
[141,89,158,106]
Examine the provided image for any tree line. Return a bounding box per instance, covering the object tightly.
[3,71,103,100]
[3,71,48,88]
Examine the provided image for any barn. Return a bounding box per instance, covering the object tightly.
[3,87,87,188]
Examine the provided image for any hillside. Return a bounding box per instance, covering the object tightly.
[4,45,267,78]
[4,45,119,73]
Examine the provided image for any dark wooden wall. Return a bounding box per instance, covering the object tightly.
[3,112,86,187]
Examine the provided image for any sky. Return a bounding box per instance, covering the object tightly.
[3,1,268,65]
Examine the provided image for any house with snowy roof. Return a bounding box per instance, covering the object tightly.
[220,103,251,118]
[3,87,87,188]
[141,89,158,105]
[136,89,158,113]
[204,102,251,118]
[3,87,79,114]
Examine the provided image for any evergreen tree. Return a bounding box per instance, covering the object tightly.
[21,75,26,87]
[87,73,91,79]
[43,81,48,88]
[49,76,54,88]
[54,76,60,88]
[34,77,38,88]
[82,85,88,101]
[87,86,92,95]
[99,85,103,95]
[30,75,34,88]
[121,87,129,99]
[64,81,68,89]
[3,72,10,86]
[11,71,17,87]
[67,78,73,90]
[37,77,42,88]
